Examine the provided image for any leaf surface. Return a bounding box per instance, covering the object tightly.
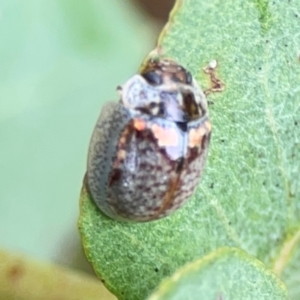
[147,248,287,300]
[79,0,300,299]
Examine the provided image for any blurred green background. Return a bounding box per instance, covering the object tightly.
[0,0,173,270]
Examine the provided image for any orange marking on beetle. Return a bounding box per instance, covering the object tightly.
[189,121,212,148]
[151,124,179,147]
[117,126,131,148]
[112,150,125,176]
[133,119,147,131]
[117,149,126,160]
[189,127,205,148]
[205,120,212,132]
[118,136,126,145]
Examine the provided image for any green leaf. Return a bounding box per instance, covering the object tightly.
[275,230,300,299]
[79,0,300,299]
[147,247,287,300]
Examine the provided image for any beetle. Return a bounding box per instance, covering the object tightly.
[86,58,211,222]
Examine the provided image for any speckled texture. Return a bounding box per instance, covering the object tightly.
[87,102,131,219]
[88,115,211,221]
[106,116,211,221]
[87,59,211,221]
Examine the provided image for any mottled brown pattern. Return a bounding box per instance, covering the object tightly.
[141,59,192,85]
[87,58,211,222]
[106,124,175,220]
[104,117,211,221]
